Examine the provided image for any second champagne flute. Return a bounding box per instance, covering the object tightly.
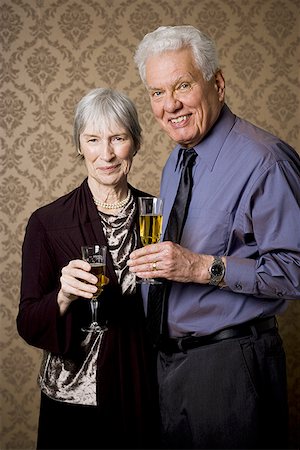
[138,197,163,284]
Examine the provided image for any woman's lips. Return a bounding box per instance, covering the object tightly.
[98,164,120,173]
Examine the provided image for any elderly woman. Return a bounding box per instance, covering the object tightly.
[17,88,159,450]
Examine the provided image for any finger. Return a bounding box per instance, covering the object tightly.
[61,277,98,299]
[67,259,91,271]
[129,261,162,275]
[62,266,98,284]
[128,252,163,268]
[135,269,163,280]
[129,242,165,260]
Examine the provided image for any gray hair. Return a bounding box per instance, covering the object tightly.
[73,88,142,154]
[134,25,219,85]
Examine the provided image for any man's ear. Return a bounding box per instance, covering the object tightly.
[214,70,225,101]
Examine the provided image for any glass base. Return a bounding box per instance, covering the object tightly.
[136,278,162,285]
[81,322,108,333]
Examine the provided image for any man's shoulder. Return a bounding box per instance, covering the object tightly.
[232,116,299,165]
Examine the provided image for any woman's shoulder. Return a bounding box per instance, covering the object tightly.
[129,184,154,198]
[28,181,88,229]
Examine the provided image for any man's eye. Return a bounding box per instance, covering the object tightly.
[178,82,190,90]
[152,91,163,98]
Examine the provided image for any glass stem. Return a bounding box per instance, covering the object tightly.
[90,299,98,324]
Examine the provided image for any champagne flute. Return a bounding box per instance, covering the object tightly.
[137,197,163,285]
[81,244,108,333]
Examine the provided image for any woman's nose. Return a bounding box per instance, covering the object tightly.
[100,142,114,160]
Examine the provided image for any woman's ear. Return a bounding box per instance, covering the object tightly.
[77,147,84,159]
[133,145,140,157]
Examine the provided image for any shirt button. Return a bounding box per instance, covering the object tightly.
[235,283,242,290]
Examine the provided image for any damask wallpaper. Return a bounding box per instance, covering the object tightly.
[1,0,299,449]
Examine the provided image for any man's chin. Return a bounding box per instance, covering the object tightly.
[166,129,200,148]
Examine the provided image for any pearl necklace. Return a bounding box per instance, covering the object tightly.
[93,190,131,209]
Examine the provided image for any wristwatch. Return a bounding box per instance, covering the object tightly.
[208,256,225,286]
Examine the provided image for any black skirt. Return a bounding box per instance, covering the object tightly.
[37,294,160,450]
[37,391,158,450]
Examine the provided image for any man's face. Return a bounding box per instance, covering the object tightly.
[145,48,225,148]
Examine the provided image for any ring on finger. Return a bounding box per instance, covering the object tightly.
[152,261,158,271]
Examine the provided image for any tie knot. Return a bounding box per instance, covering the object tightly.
[182,148,197,168]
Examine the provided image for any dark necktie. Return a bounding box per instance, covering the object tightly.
[147,148,197,346]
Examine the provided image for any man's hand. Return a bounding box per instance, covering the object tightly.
[128,241,213,284]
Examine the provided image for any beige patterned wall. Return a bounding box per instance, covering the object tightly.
[1,0,299,448]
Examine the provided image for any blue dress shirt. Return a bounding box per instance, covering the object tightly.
[147,104,300,338]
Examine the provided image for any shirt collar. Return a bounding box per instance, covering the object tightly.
[174,105,236,172]
[195,105,236,171]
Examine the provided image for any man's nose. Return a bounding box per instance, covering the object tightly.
[163,92,182,112]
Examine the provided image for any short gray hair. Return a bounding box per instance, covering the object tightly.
[134,25,219,85]
[73,88,142,154]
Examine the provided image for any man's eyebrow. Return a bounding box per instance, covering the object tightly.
[148,75,193,91]
[147,85,163,91]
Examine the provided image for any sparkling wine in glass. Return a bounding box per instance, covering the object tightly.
[138,197,163,285]
[81,244,108,333]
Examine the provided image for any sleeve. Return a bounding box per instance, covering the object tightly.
[16,212,74,353]
[225,159,300,300]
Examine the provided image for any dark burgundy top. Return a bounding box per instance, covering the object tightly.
[17,178,158,447]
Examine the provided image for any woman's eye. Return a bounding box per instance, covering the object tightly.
[88,138,97,143]
[112,136,125,143]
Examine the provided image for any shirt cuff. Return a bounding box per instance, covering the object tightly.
[225,256,256,293]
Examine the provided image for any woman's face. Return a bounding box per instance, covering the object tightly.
[79,122,135,189]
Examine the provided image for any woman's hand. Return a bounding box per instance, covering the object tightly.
[57,259,98,315]
[128,241,212,284]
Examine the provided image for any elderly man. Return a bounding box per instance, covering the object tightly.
[128,25,300,449]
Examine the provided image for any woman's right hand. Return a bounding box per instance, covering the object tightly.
[57,259,98,315]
